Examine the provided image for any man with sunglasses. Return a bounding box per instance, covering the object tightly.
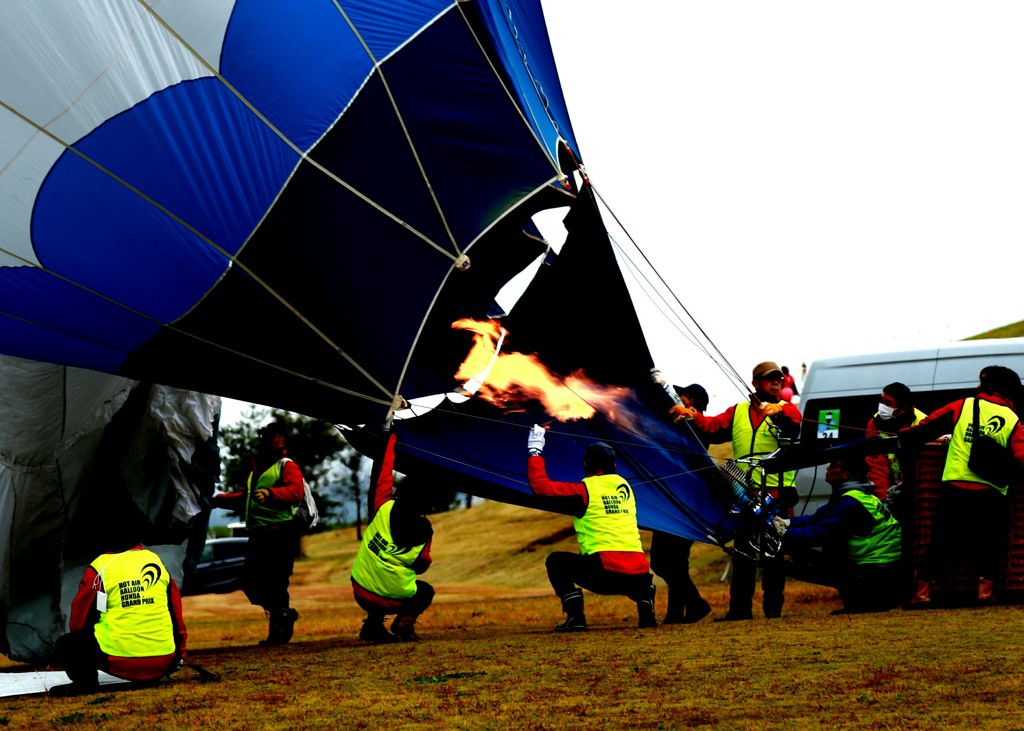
[671,361,801,620]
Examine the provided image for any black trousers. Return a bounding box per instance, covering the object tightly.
[650,531,705,613]
[242,523,301,610]
[546,552,653,601]
[924,483,1008,583]
[729,551,787,616]
[55,631,104,686]
[354,580,435,620]
[784,553,903,613]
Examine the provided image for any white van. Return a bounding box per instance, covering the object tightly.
[792,337,1024,514]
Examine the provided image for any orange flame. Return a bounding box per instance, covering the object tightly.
[452,318,636,426]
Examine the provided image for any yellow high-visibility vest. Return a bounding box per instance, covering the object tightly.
[732,402,795,488]
[574,474,643,555]
[352,501,425,599]
[91,549,175,658]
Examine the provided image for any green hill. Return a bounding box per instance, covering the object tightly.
[966,320,1024,340]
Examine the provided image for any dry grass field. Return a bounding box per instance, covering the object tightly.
[3,499,1024,729]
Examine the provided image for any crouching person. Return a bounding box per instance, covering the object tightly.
[351,429,434,643]
[526,425,657,631]
[772,455,903,615]
[52,540,187,696]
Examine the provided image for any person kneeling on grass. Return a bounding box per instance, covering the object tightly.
[52,537,187,696]
[525,425,657,631]
[771,455,903,615]
[351,429,434,644]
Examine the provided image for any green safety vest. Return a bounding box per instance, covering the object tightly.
[843,491,902,565]
[574,474,643,555]
[245,459,295,528]
[943,397,1019,494]
[732,402,796,488]
[351,501,425,599]
[876,408,926,483]
[91,549,175,658]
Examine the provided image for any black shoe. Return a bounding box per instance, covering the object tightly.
[360,618,399,644]
[391,615,420,642]
[49,681,99,697]
[714,611,752,622]
[259,608,300,646]
[554,615,587,632]
[637,600,658,629]
[682,601,712,624]
[764,611,782,619]
[661,612,686,625]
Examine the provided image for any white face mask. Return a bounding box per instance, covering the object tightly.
[877,403,896,421]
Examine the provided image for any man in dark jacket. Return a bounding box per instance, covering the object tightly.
[650,383,713,623]
[773,455,903,614]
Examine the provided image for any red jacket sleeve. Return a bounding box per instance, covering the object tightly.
[688,404,739,444]
[215,455,305,508]
[775,401,802,438]
[527,455,588,506]
[900,400,961,446]
[168,578,188,660]
[864,418,892,492]
[412,537,433,574]
[370,432,399,519]
[269,459,305,504]
[69,566,102,634]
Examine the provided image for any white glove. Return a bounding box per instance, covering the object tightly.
[884,482,902,510]
[651,369,667,386]
[771,516,790,537]
[527,424,546,455]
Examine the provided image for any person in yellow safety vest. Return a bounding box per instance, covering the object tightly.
[525,425,657,632]
[864,382,927,501]
[900,365,1024,606]
[212,421,305,645]
[771,455,903,614]
[351,429,434,643]
[670,361,801,621]
[51,542,187,696]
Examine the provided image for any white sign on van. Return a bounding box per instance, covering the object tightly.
[818,410,839,439]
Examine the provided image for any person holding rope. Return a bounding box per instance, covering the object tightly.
[526,426,658,631]
[670,361,801,620]
[212,421,304,646]
[351,428,435,643]
[771,454,903,615]
[899,365,1024,606]
[864,382,926,502]
[650,383,713,624]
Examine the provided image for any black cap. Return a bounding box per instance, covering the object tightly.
[673,383,709,413]
[258,421,289,437]
[584,442,616,473]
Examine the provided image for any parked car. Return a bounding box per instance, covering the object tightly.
[182,537,248,596]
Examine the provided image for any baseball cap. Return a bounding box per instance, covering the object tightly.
[258,421,289,437]
[752,361,783,380]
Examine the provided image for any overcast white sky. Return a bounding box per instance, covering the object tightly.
[537,1,1024,409]
[226,3,1024,424]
